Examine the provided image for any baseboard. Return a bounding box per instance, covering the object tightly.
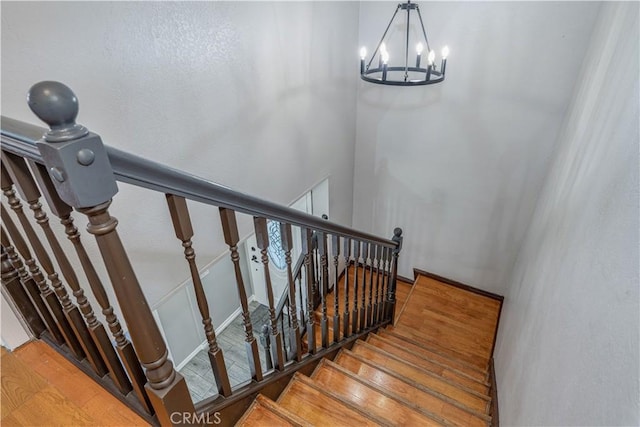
[489,358,499,427]
[397,274,414,285]
[412,268,504,302]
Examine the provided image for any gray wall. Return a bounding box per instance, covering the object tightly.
[494,2,639,425]
[353,2,600,294]
[1,2,359,315]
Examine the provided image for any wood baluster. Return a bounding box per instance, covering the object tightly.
[3,154,108,376]
[28,164,143,403]
[253,217,285,371]
[379,247,389,323]
[367,244,375,328]
[318,231,329,349]
[280,313,287,360]
[352,241,360,334]
[260,324,273,371]
[342,237,351,338]
[0,169,82,357]
[1,225,54,339]
[280,223,302,362]
[331,235,340,343]
[372,245,382,326]
[1,245,46,337]
[219,208,263,382]
[301,227,316,354]
[387,228,403,322]
[28,81,193,423]
[167,195,232,397]
[360,242,368,330]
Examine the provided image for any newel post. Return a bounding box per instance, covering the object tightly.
[27,81,196,426]
[387,227,403,323]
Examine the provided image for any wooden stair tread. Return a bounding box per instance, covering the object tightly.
[235,395,298,426]
[377,328,488,379]
[334,350,490,427]
[277,373,379,426]
[311,359,446,427]
[350,340,490,413]
[387,324,491,371]
[366,333,490,394]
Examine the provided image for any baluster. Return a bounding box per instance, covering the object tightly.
[378,248,391,320]
[259,324,273,371]
[386,228,403,322]
[28,81,194,424]
[27,165,143,404]
[352,241,360,334]
[280,223,302,361]
[219,207,263,382]
[4,153,108,376]
[0,168,82,357]
[318,231,329,348]
[367,244,375,328]
[1,225,55,340]
[342,237,351,338]
[360,242,368,331]
[166,195,232,397]
[311,231,319,307]
[301,227,316,354]
[253,217,285,371]
[331,235,340,343]
[372,245,382,325]
[1,245,46,337]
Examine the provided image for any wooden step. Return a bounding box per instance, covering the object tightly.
[378,328,488,380]
[311,358,446,426]
[334,349,490,427]
[366,333,490,394]
[236,394,311,426]
[277,373,380,426]
[386,324,490,371]
[350,340,491,414]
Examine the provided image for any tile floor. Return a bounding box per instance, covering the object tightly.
[179,301,293,403]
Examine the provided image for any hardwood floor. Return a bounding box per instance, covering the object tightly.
[1,341,148,426]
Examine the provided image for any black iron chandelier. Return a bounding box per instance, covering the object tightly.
[360,0,449,86]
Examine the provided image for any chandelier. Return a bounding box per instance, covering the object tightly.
[360,0,449,86]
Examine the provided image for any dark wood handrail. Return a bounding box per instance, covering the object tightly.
[1,116,398,249]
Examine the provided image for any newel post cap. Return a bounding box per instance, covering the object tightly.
[27,81,89,142]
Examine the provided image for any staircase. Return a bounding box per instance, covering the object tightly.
[238,272,502,426]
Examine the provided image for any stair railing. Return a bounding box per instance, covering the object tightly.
[0,81,403,426]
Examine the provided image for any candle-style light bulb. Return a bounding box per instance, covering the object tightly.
[441,46,449,76]
[360,47,367,74]
[381,51,389,81]
[427,50,436,65]
[416,42,424,68]
[378,42,387,68]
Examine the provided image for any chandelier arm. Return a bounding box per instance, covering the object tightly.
[416,5,432,54]
[404,3,410,81]
[365,4,401,71]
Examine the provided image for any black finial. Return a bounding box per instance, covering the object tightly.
[393,227,403,237]
[27,81,88,142]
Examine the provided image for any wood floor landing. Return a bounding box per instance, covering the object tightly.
[1,341,147,426]
[395,274,502,371]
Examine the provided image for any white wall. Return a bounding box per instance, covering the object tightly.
[1,2,359,313]
[494,2,639,425]
[353,2,600,294]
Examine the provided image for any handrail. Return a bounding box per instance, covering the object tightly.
[1,116,398,249]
